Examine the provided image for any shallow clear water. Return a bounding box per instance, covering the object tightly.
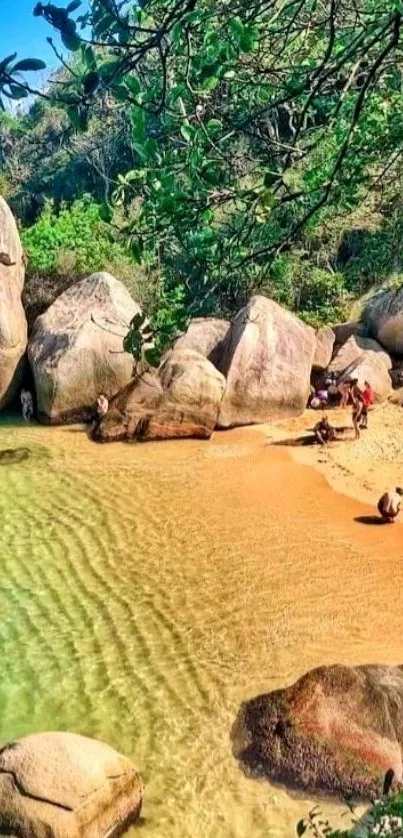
[0,420,402,837]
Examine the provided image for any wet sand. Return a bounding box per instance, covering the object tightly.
[0,419,401,837]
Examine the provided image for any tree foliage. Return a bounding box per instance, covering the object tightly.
[2,0,403,340]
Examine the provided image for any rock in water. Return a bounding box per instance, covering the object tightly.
[28,272,140,424]
[232,664,403,799]
[94,349,226,442]
[362,286,403,355]
[0,197,28,407]
[216,296,316,427]
[312,326,335,372]
[0,731,143,837]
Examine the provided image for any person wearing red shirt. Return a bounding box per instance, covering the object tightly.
[360,381,374,429]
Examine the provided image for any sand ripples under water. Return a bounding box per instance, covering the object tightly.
[0,421,402,837]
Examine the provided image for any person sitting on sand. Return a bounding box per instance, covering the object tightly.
[20,389,34,422]
[377,487,403,523]
[314,417,336,445]
[360,380,374,430]
[96,394,109,418]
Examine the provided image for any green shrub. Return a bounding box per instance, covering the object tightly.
[21,196,156,326]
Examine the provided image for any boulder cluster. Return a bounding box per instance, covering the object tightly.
[1,196,402,439]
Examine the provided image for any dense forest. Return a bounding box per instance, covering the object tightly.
[1,0,403,352]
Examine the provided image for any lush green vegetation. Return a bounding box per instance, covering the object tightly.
[1,0,403,345]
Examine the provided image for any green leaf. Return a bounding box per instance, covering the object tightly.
[66,105,88,132]
[0,53,17,74]
[8,85,29,99]
[61,29,81,51]
[206,118,223,133]
[125,75,140,96]
[132,239,144,263]
[132,141,147,161]
[201,75,220,92]
[83,71,99,95]
[61,20,81,52]
[229,17,244,40]
[240,26,258,53]
[82,45,97,71]
[12,58,46,72]
[111,84,132,103]
[180,123,193,142]
[296,821,307,837]
[67,0,81,11]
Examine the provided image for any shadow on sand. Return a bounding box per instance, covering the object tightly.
[354,515,390,526]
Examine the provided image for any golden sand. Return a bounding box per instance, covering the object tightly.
[0,417,401,837]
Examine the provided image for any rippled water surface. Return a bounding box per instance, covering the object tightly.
[0,420,402,837]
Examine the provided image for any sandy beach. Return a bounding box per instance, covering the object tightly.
[263,401,403,514]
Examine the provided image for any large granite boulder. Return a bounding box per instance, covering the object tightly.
[312,326,335,372]
[232,664,403,800]
[174,317,230,366]
[216,296,316,427]
[339,351,392,402]
[94,348,226,442]
[362,286,403,355]
[0,196,28,407]
[328,334,392,376]
[332,320,367,349]
[0,731,142,837]
[28,272,140,424]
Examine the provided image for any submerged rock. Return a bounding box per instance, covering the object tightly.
[94,348,226,442]
[0,731,143,837]
[232,664,403,800]
[28,272,140,424]
[0,197,28,407]
[216,295,316,427]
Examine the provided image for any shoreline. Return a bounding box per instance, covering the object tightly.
[256,402,403,514]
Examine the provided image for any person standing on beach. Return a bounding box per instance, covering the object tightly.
[351,379,365,439]
[377,488,403,523]
[360,381,374,429]
[20,389,34,422]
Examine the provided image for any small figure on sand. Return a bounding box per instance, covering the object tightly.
[314,416,336,445]
[96,394,109,418]
[20,389,34,422]
[377,487,403,523]
[350,379,365,439]
[360,380,374,430]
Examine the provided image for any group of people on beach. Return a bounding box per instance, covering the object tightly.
[311,377,374,444]
[309,376,403,524]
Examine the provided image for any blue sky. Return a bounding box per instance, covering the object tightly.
[0,1,88,73]
[1,1,59,70]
